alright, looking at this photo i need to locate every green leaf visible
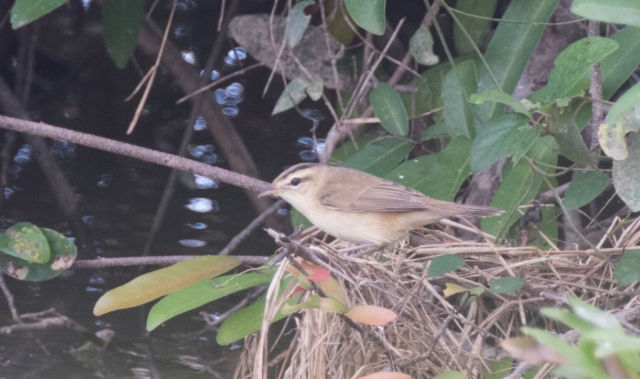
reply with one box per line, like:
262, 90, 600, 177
103, 0, 144, 69
612, 131, 640, 211
401, 75, 432, 118
433, 370, 467, 379
428, 255, 465, 277
481, 357, 514, 379
551, 113, 594, 165
453, 0, 497, 56
94, 256, 241, 316
568, 296, 623, 331
589, 330, 640, 357
607, 82, 640, 124
482, 136, 556, 238
470, 90, 532, 119
0, 222, 50, 263
573, 26, 640, 133
369, 84, 409, 136
489, 276, 524, 294
216, 277, 299, 345
386, 136, 471, 201
271, 77, 322, 116
342, 138, 414, 177
409, 25, 439, 66
10, 0, 67, 29
290, 208, 312, 229
571, 0, 640, 28
522, 327, 587, 365
530, 37, 619, 105
331, 132, 380, 163
147, 272, 274, 331
344, 0, 386, 35
442, 60, 477, 139
470, 113, 539, 172
0, 228, 77, 282
541, 308, 598, 334
285, 0, 314, 48
563, 171, 610, 211
601, 27, 640, 100
475, 0, 559, 124
615, 250, 640, 285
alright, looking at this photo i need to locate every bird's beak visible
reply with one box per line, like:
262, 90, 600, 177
258, 186, 279, 198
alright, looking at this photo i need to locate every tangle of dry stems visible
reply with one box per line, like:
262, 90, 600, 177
234, 215, 640, 379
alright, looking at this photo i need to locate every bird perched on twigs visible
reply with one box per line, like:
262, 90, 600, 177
259, 163, 503, 245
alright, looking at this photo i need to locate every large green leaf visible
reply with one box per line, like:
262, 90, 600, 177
615, 250, 640, 285
0, 222, 50, 263
216, 276, 298, 345
342, 137, 414, 177
0, 228, 77, 282
428, 255, 465, 277
441, 60, 477, 139
574, 27, 640, 130
548, 105, 594, 165
530, 37, 619, 105
401, 75, 432, 118
10, 0, 67, 29
563, 171, 610, 211
571, 0, 640, 28
94, 256, 241, 316
612, 131, 640, 211
598, 82, 640, 160
453, 0, 497, 55
344, 0, 386, 35
470, 90, 532, 119
331, 132, 380, 163
482, 136, 556, 238
103, 0, 144, 69
475, 0, 559, 124
285, 0, 314, 48
470, 113, 540, 172
369, 84, 409, 136
386, 136, 471, 201
147, 272, 274, 331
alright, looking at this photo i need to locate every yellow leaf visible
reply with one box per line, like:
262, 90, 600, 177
344, 305, 397, 325
443, 283, 468, 298
94, 256, 241, 316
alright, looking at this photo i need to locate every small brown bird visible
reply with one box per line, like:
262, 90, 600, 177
259, 163, 503, 245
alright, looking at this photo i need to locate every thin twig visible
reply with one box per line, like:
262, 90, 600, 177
0, 114, 271, 193
126, 0, 178, 134
0, 275, 20, 322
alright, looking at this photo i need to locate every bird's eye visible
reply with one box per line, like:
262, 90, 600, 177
290, 177, 301, 186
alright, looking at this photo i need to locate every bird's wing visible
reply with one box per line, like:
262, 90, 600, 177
319, 180, 429, 212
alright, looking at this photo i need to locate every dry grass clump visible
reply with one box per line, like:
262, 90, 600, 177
234, 217, 640, 379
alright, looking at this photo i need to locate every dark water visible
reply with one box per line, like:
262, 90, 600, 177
0, 1, 312, 377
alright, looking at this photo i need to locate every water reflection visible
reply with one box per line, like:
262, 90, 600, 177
194, 174, 218, 189
185, 198, 218, 213
13, 144, 32, 164
295, 137, 325, 161
179, 239, 206, 247
186, 222, 207, 229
